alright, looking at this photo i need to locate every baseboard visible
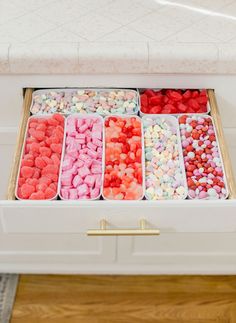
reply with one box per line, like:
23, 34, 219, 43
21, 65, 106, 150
0, 258, 236, 275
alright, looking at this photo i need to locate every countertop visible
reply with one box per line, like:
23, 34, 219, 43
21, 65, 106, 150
1, 0, 236, 74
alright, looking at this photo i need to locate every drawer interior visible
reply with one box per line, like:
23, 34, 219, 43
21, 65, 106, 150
6, 88, 236, 201
1, 88, 236, 234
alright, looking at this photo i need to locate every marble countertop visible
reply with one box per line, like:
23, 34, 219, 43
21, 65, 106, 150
1, 0, 236, 74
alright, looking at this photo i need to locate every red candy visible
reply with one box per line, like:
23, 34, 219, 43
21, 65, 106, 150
21, 166, 34, 179
16, 114, 65, 200
50, 143, 62, 154
21, 183, 35, 198
30, 191, 45, 200
103, 116, 143, 200
45, 187, 56, 199
140, 89, 208, 114
39, 147, 52, 157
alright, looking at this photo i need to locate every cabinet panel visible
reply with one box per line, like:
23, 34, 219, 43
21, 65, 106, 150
117, 233, 236, 270
0, 233, 116, 264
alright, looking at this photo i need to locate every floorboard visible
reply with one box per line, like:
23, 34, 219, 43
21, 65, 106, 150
11, 275, 236, 323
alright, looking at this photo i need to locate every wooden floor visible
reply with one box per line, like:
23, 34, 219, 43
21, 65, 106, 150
11, 275, 236, 323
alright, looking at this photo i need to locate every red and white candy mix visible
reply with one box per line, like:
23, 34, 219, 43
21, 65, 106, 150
103, 116, 143, 200
59, 115, 103, 200
179, 115, 227, 199
16, 114, 65, 200
140, 89, 208, 114
16, 86, 230, 203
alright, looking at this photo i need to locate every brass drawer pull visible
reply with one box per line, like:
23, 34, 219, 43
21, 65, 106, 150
87, 219, 160, 236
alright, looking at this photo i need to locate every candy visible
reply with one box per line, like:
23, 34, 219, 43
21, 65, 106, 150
103, 116, 143, 200
45, 187, 57, 199
140, 89, 208, 114
21, 183, 35, 199
16, 114, 65, 200
59, 115, 103, 200
29, 191, 45, 200
179, 115, 227, 199
39, 147, 52, 157
50, 143, 62, 154
31, 89, 138, 116
21, 166, 34, 179
143, 116, 187, 200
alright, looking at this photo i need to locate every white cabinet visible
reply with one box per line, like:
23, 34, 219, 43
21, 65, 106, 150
0, 74, 236, 274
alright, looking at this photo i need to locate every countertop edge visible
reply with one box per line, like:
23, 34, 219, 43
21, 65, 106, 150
0, 42, 236, 75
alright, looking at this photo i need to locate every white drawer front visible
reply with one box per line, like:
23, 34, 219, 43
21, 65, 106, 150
0, 233, 116, 264
1, 200, 236, 233
117, 233, 236, 271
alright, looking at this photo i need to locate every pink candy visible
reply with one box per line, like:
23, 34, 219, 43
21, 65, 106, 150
59, 115, 103, 200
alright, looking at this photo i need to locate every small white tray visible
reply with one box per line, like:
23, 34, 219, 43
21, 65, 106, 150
178, 114, 229, 200
30, 88, 139, 116
102, 115, 145, 201
138, 88, 211, 117
15, 114, 66, 200
58, 113, 104, 201
142, 115, 188, 200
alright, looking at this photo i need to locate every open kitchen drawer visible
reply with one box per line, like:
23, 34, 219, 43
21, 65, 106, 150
1, 89, 236, 237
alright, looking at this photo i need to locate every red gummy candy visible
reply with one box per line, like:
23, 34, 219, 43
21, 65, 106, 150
183, 90, 191, 100
198, 106, 207, 113
140, 94, 148, 107
33, 168, 40, 179
51, 153, 61, 166
144, 89, 155, 97
49, 182, 57, 191
169, 91, 182, 102
150, 106, 161, 114
21, 166, 34, 179
162, 104, 173, 114
149, 96, 162, 106
178, 103, 187, 113
37, 119, 47, 124
18, 178, 25, 187
39, 147, 52, 157
44, 173, 58, 182
45, 187, 56, 199
34, 130, 45, 141
50, 143, 62, 154
197, 96, 208, 105
42, 164, 58, 175
25, 178, 38, 186
39, 176, 52, 185
30, 142, 40, 153
36, 124, 46, 132
191, 90, 199, 98
29, 121, 38, 128
36, 183, 48, 192
54, 128, 64, 140
53, 114, 64, 124
47, 118, 59, 126
188, 99, 199, 111
21, 183, 35, 198
26, 137, 37, 144
35, 157, 47, 169
42, 156, 53, 165
21, 159, 34, 167
29, 191, 45, 200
